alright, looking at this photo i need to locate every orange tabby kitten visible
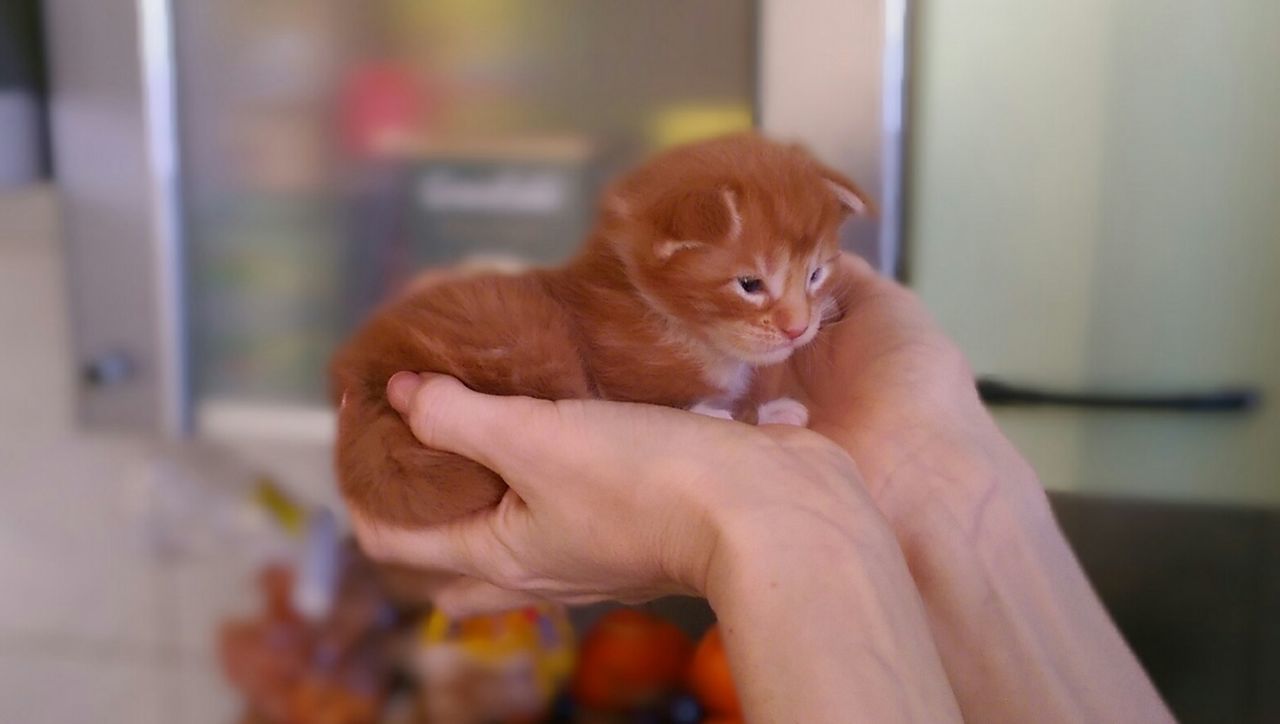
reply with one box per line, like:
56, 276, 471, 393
331, 133, 871, 529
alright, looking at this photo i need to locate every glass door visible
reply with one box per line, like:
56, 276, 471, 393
47, 0, 907, 437
173, 0, 765, 421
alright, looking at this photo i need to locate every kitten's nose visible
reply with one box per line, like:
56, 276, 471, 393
780, 324, 807, 341
774, 303, 808, 341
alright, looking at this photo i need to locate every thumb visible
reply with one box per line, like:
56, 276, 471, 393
386, 371, 553, 476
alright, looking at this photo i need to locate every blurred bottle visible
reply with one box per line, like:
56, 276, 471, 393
412, 605, 576, 723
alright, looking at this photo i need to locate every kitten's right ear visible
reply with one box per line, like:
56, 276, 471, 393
818, 166, 876, 218
787, 141, 876, 217
648, 187, 738, 261
814, 165, 875, 218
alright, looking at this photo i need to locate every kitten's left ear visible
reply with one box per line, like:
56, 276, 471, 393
819, 167, 876, 218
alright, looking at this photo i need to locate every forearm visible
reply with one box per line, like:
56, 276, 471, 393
849, 428, 1173, 724
705, 511, 961, 724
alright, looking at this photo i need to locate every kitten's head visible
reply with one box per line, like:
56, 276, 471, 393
605, 133, 872, 365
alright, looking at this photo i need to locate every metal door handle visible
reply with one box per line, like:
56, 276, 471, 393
977, 377, 1261, 413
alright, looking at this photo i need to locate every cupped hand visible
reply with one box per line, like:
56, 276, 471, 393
776, 254, 1041, 551
351, 372, 878, 616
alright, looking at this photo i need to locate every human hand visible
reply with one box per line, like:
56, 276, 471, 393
773, 254, 1044, 556
351, 372, 883, 616
780, 256, 1174, 724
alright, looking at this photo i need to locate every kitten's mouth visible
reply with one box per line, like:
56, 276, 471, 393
738, 328, 819, 365
711, 319, 822, 366
752, 346, 798, 365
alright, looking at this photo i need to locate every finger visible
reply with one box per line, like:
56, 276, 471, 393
830, 252, 885, 314
837, 250, 878, 280
350, 506, 508, 581
433, 577, 552, 619
835, 250, 922, 311
386, 371, 553, 474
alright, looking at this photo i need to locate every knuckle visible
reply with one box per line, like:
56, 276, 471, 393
464, 513, 532, 591
548, 396, 586, 420
938, 342, 975, 381
911, 338, 974, 389
504, 395, 547, 426
489, 556, 532, 591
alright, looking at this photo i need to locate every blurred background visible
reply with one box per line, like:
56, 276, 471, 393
0, 0, 1276, 722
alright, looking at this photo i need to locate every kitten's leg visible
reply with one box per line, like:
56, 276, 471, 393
689, 401, 735, 421
756, 397, 809, 427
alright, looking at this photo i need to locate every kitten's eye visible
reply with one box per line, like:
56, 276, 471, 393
808, 266, 826, 286
737, 276, 765, 294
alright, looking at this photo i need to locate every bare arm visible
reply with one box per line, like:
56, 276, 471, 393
785, 255, 1173, 723
355, 373, 961, 723
707, 506, 960, 723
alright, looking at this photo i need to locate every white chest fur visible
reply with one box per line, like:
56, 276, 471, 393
702, 358, 752, 404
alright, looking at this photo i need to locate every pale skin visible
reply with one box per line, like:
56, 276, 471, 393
353, 254, 1173, 723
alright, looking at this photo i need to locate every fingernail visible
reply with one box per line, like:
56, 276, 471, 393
386, 372, 421, 412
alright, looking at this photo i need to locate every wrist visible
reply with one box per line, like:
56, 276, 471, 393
701, 501, 899, 613
698, 493, 965, 724
871, 431, 1055, 578
815, 407, 1052, 564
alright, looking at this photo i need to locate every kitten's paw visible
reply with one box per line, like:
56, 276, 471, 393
757, 397, 809, 427
690, 401, 735, 421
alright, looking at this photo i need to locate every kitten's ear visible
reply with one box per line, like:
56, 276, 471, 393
786, 141, 876, 217
654, 239, 704, 260
648, 187, 739, 260
820, 167, 876, 218
600, 184, 632, 219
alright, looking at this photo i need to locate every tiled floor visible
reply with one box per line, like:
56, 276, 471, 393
0, 186, 331, 723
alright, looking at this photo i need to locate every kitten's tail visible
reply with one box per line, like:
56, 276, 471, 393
334, 384, 507, 529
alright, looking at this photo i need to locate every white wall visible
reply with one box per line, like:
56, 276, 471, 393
759, 0, 888, 266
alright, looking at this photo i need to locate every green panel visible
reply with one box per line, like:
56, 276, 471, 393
910, 0, 1280, 504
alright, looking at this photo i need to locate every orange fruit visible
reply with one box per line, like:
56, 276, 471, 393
571, 609, 692, 710
687, 625, 741, 716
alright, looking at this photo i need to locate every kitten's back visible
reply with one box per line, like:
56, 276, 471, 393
331, 272, 592, 528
